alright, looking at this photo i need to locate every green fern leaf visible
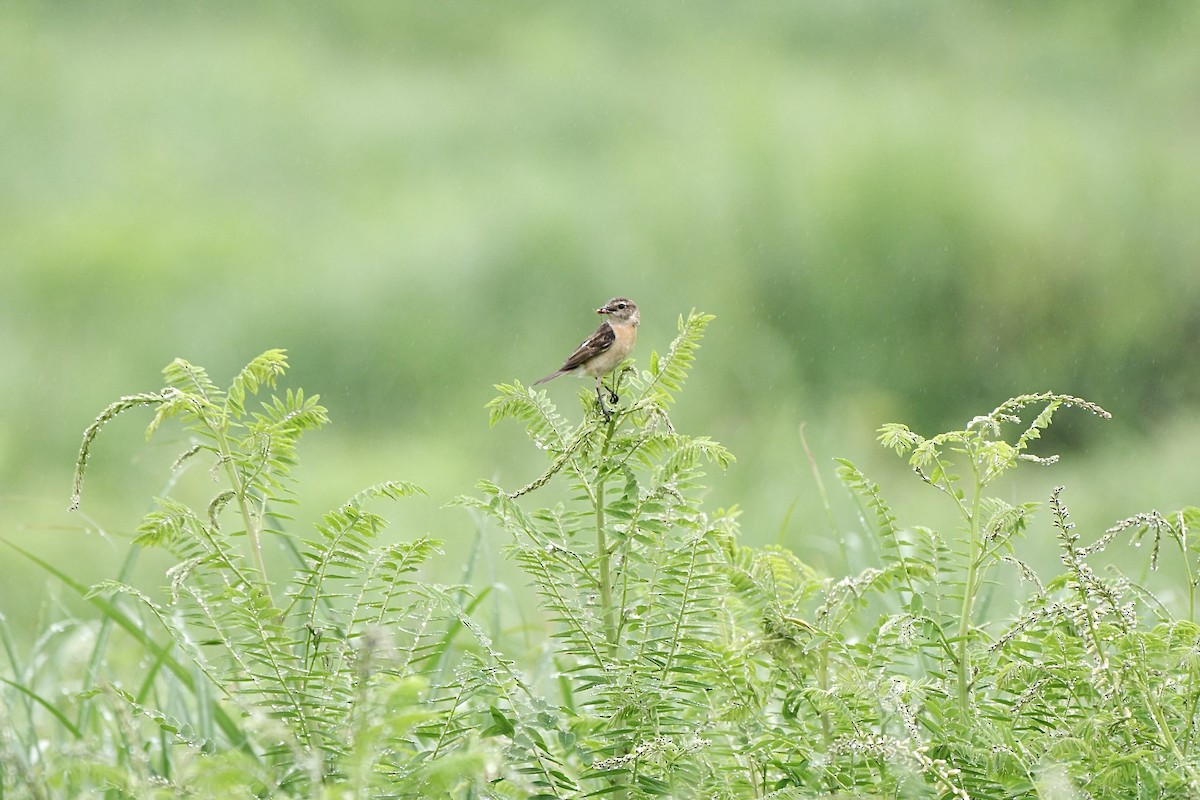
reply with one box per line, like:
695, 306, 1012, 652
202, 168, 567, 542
633, 310, 714, 411
70, 390, 183, 511
225, 348, 288, 417
162, 358, 222, 402
489, 381, 573, 448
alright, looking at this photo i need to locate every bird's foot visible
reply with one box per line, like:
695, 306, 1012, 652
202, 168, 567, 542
593, 387, 615, 422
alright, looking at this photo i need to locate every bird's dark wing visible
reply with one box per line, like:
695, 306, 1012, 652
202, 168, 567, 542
559, 321, 615, 371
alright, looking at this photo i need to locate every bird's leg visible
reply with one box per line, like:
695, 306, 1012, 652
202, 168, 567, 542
602, 370, 625, 405
594, 379, 614, 421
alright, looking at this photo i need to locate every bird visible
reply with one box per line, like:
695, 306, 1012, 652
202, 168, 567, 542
534, 297, 640, 420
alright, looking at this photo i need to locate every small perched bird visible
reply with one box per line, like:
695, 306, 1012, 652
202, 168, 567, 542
534, 297, 639, 419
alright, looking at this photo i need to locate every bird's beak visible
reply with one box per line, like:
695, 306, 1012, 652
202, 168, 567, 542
596, 306, 610, 315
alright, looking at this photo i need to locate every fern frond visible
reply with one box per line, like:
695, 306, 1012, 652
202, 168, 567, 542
991, 392, 1112, 448
813, 562, 916, 634
349, 537, 441, 630
244, 388, 329, 480
221, 389, 330, 515
977, 497, 1036, 551
348, 479, 426, 506
70, 389, 183, 511
505, 424, 595, 499
471, 485, 613, 684
876, 422, 923, 457
144, 387, 207, 441
251, 388, 329, 439
87, 580, 234, 708
837, 458, 934, 605
289, 482, 430, 625
162, 358, 222, 403
134, 497, 208, 555
639, 531, 725, 687
633, 310, 714, 411
225, 348, 288, 418
86, 684, 208, 751
837, 459, 898, 546
180, 579, 314, 743
881, 393, 1112, 499
488, 381, 573, 448
417, 586, 584, 797
511, 539, 611, 684
136, 496, 266, 594
728, 545, 824, 634
661, 434, 735, 475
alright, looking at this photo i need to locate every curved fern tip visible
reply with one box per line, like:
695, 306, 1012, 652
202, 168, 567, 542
679, 309, 716, 329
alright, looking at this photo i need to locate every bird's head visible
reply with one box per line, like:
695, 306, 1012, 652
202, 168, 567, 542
597, 297, 639, 326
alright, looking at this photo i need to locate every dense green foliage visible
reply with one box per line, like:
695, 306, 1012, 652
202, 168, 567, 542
4, 318, 1198, 798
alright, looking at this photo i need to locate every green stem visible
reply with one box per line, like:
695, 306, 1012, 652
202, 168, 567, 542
592, 413, 627, 800
956, 465, 984, 719
817, 648, 832, 749
1181, 513, 1196, 624
1139, 677, 1199, 786
214, 425, 274, 605
596, 416, 618, 660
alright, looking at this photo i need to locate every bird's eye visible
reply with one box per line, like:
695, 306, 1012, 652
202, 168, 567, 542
617, 302, 626, 309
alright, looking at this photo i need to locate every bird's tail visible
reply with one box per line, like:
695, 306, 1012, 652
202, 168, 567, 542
533, 370, 565, 385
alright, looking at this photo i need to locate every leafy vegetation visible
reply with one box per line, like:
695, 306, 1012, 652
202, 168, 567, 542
3, 316, 1199, 798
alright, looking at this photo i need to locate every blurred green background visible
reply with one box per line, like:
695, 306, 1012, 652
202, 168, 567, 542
3, 3, 1199, 639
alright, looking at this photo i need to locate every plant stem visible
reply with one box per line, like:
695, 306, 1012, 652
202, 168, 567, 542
214, 425, 274, 605
956, 464, 984, 719
817, 648, 832, 749
595, 416, 618, 661
1181, 513, 1196, 624
593, 413, 627, 799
